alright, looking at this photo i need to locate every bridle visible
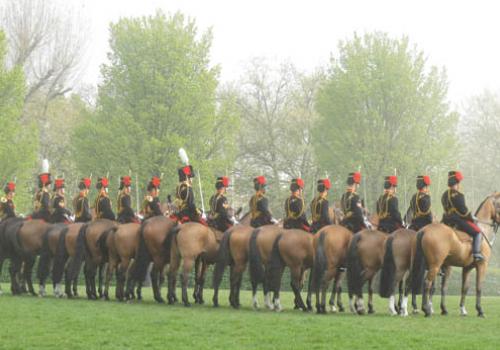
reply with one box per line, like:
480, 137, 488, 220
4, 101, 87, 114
476, 195, 500, 247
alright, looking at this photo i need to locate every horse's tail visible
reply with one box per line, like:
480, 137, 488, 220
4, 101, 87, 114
267, 234, 284, 293
411, 230, 426, 294
162, 224, 180, 263
346, 233, 364, 297
11, 221, 25, 255
212, 229, 232, 289
97, 226, 116, 264
37, 226, 54, 282
52, 227, 69, 284
379, 236, 396, 298
312, 231, 327, 292
132, 222, 152, 284
67, 224, 88, 281
248, 228, 264, 285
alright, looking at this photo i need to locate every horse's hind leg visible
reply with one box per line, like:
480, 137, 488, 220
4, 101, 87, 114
422, 267, 439, 317
167, 253, 180, 305
367, 277, 375, 314
151, 265, 165, 303
97, 262, 106, 298
103, 260, 115, 301
440, 266, 452, 315
192, 257, 201, 303
305, 270, 313, 311
332, 270, 345, 312
197, 261, 208, 304
181, 257, 195, 307
290, 267, 307, 311
9, 257, 22, 295
24, 256, 37, 296
0, 258, 4, 295
459, 266, 473, 316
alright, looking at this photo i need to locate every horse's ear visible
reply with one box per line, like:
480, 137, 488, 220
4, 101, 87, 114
235, 207, 243, 216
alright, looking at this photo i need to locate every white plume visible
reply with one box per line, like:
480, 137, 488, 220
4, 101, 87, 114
178, 148, 189, 165
42, 159, 50, 173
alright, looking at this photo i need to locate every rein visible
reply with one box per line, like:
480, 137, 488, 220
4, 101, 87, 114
475, 196, 500, 248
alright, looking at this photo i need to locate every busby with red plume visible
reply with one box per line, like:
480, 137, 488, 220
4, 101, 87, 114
4, 182, 15, 194
416, 175, 431, 190
53, 178, 65, 190
178, 165, 194, 182
216, 176, 230, 189
384, 176, 398, 189
290, 178, 304, 192
347, 172, 361, 185
317, 179, 331, 192
253, 176, 266, 191
38, 173, 52, 188
119, 176, 132, 190
78, 178, 91, 190
147, 176, 161, 191
96, 177, 109, 190
448, 171, 463, 187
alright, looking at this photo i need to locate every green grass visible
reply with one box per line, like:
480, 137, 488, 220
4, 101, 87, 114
0, 284, 499, 350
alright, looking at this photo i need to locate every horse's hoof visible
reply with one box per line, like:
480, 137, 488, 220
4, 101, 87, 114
478, 312, 485, 318
368, 306, 375, 314
183, 302, 191, 307
412, 309, 419, 315
155, 297, 165, 304
441, 310, 448, 316
337, 305, 345, 313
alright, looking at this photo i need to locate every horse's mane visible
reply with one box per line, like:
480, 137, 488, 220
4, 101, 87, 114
474, 192, 500, 216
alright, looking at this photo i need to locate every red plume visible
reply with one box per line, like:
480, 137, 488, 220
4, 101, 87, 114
122, 176, 132, 187
296, 178, 304, 189
7, 182, 15, 192
39, 173, 50, 185
182, 166, 192, 177
101, 177, 109, 188
83, 178, 91, 188
151, 176, 161, 188
455, 171, 463, 182
323, 179, 331, 190
423, 175, 431, 186
255, 176, 266, 185
55, 178, 65, 189
222, 176, 230, 187
353, 172, 361, 184
388, 175, 398, 186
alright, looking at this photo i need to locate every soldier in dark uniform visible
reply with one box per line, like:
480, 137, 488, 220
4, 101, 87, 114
0, 182, 16, 220
31, 172, 51, 221
94, 177, 115, 221
407, 175, 433, 231
376, 176, 403, 233
117, 176, 137, 223
51, 178, 72, 224
442, 171, 483, 261
174, 165, 201, 223
73, 178, 92, 223
310, 179, 332, 233
250, 176, 274, 228
340, 172, 366, 233
283, 178, 310, 232
208, 176, 233, 232
142, 176, 163, 220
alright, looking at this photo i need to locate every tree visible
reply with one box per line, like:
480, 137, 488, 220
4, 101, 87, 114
0, 31, 37, 212
71, 11, 238, 206
234, 58, 325, 213
314, 32, 458, 213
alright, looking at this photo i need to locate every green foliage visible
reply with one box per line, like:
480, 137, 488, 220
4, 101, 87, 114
0, 31, 37, 212
71, 11, 239, 205
315, 32, 458, 212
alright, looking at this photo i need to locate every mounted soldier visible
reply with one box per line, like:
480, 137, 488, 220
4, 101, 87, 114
31, 159, 51, 221
283, 178, 310, 232
0, 182, 16, 220
208, 176, 233, 232
407, 175, 433, 231
142, 176, 163, 220
442, 171, 483, 261
310, 178, 332, 233
340, 172, 367, 233
73, 177, 92, 223
94, 177, 115, 221
51, 178, 72, 223
376, 175, 403, 233
249, 176, 274, 228
117, 176, 137, 223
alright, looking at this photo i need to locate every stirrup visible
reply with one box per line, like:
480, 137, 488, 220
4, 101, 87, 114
473, 253, 484, 262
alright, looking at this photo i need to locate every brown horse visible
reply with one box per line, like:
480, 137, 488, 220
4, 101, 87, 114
167, 222, 224, 306
0, 217, 25, 294
71, 219, 117, 299
130, 216, 178, 303
52, 223, 86, 297
311, 225, 352, 314
248, 224, 282, 309
103, 222, 141, 301
411, 193, 500, 317
266, 229, 315, 311
37, 223, 67, 296
378, 228, 418, 316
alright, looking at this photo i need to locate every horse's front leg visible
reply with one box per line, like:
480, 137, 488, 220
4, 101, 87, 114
459, 266, 473, 316
440, 266, 452, 315
475, 263, 487, 317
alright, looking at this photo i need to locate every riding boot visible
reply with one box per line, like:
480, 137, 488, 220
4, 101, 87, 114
472, 234, 484, 262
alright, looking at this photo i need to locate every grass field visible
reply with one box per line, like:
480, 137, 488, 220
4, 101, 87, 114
0, 284, 499, 350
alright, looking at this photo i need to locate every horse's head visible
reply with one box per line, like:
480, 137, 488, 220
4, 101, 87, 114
489, 192, 500, 224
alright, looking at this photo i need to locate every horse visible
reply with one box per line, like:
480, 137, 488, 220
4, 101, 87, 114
130, 216, 178, 303
248, 224, 282, 309
411, 193, 500, 317
311, 224, 353, 314
267, 229, 315, 311
52, 222, 86, 297
103, 222, 141, 301
71, 219, 117, 299
37, 223, 67, 296
167, 222, 226, 307
0, 217, 24, 294
378, 228, 418, 316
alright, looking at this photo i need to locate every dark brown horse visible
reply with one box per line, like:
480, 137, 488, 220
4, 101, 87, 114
411, 193, 500, 317
104, 222, 141, 301
167, 222, 224, 306
311, 225, 352, 314
0, 217, 24, 294
130, 216, 177, 303
267, 229, 315, 311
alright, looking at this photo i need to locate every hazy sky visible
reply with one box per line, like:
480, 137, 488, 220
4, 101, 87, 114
81, 0, 500, 106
